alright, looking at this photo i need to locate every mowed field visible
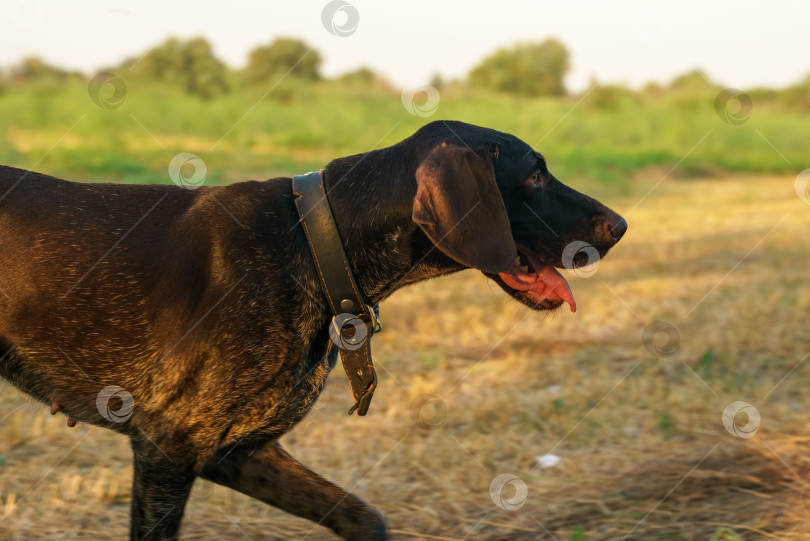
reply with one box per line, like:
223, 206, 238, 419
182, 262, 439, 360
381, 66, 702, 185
0, 169, 807, 539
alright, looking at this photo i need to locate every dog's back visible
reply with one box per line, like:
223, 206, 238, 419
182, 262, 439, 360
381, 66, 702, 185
0, 167, 305, 433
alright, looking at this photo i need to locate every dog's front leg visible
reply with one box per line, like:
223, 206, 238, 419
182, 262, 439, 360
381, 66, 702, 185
201, 441, 386, 540
129, 435, 198, 540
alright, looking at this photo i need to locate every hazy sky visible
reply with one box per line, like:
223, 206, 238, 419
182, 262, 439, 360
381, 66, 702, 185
2, 0, 808, 92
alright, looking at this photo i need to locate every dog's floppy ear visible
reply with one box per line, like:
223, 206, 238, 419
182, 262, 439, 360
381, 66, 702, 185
413, 143, 517, 273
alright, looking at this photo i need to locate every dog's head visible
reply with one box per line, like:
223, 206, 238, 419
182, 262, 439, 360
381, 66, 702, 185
412, 121, 626, 312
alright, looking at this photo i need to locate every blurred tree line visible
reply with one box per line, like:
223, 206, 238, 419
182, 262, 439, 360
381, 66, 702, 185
1, 36, 808, 110
469, 39, 569, 96
121, 37, 230, 99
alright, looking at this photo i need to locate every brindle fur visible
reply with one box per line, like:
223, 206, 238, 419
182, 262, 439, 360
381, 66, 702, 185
0, 121, 625, 539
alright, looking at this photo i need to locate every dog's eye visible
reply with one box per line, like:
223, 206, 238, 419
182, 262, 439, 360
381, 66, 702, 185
528, 171, 544, 188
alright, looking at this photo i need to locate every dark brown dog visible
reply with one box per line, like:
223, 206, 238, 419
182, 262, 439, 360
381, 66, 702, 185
0, 121, 625, 539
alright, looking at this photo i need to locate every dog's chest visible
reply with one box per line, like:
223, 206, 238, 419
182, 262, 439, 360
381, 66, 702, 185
223, 340, 338, 443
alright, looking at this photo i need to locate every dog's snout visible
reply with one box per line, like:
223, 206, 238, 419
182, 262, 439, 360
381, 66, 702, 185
608, 216, 627, 243
598, 213, 627, 246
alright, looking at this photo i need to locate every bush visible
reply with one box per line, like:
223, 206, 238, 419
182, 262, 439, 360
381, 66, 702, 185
8, 57, 80, 85
121, 37, 229, 100
587, 80, 639, 110
664, 69, 720, 109
336, 67, 376, 86
243, 38, 321, 85
778, 74, 810, 111
468, 39, 569, 97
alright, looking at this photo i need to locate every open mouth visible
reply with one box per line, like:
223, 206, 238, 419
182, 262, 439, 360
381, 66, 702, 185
498, 246, 577, 312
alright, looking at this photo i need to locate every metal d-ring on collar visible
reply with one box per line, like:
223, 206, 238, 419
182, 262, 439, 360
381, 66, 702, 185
292, 170, 381, 416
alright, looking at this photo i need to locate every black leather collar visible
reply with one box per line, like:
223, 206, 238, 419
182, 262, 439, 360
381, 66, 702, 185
292, 170, 380, 416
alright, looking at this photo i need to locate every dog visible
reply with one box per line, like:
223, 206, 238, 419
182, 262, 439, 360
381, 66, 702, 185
0, 120, 626, 539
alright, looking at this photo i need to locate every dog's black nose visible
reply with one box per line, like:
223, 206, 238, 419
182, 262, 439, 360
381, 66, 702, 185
607, 216, 627, 244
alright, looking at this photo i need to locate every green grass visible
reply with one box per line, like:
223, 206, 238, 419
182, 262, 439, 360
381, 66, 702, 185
1, 80, 807, 184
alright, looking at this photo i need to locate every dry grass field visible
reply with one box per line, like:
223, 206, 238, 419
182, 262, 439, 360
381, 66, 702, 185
0, 173, 808, 540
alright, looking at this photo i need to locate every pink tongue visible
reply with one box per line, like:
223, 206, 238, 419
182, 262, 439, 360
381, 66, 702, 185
498, 256, 577, 312
535, 265, 577, 312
